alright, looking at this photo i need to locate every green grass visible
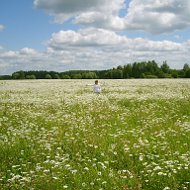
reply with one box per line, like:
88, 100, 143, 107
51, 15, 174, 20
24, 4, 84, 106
0, 79, 190, 190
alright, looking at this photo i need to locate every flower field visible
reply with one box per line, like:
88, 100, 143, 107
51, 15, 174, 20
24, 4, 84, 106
0, 79, 190, 190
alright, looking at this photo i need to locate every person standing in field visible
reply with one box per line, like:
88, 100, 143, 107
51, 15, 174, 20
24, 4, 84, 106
93, 80, 101, 94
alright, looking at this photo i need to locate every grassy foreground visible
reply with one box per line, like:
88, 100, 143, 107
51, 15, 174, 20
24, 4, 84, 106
0, 79, 190, 190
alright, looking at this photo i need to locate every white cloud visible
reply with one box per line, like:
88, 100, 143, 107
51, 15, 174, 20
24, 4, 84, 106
47, 28, 181, 52
34, 0, 124, 23
0, 48, 39, 59
34, 0, 126, 28
0, 48, 44, 74
125, 0, 190, 34
34, 0, 190, 34
0, 51, 19, 59
1, 28, 190, 75
47, 28, 127, 49
20, 48, 38, 55
0, 24, 5, 31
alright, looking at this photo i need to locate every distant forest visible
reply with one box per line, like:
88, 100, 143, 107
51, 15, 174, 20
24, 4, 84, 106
1, 61, 190, 80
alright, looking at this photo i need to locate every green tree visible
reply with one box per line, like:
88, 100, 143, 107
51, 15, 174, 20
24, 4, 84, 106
171, 70, 178, 78
71, 74, 82, 79
123, 64, 132, 78
183, 64, 190, 78
12, 72, 20, 79
117, 65, 123, 70
178, 70, 185, 78
20, 71, 25, 79
111, 69, 123, 79
183, 63, 189, 72
0, 75, 12, 80
82, 72, 97, 79
105, 70, 113, 79
157, 71, 166, 78
45, 74, 52, 79
185, 68, 190, 78
161, 61, 170, 73
146, 60, 159, 75
12, 71, 25, 79
26, 75, 36, 79
62, 74, 70, 79
53, 74, 60, 79
132, 62, 142, 78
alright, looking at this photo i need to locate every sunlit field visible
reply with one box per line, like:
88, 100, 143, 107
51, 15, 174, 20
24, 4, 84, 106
0, 79, 190, 190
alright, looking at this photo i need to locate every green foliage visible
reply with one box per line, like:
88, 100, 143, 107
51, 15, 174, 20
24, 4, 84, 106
82, 72, 97, 79
45, 74, 52, 79
1, 61, 190, 80
183, 63, 189, 72
26, 75, 36, 79
0, 75, 12, 80
0, 79, 190, 189
143, 74, 158, 78
53, 74, 60, 79
161, 61, 170, 73
71, 73, 82, 79
123, 64, 132, 78
185, 69, 190, 78
12, 71, 25, 79
61, 74, 71, 79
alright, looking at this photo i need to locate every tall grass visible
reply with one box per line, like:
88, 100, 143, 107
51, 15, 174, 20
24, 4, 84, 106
0, 79, 190, 190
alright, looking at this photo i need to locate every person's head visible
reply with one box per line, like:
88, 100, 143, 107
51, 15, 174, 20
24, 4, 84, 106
95, 80, 98, 84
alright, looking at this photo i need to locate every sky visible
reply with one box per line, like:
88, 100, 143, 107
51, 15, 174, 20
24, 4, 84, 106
0, 0, 190, 75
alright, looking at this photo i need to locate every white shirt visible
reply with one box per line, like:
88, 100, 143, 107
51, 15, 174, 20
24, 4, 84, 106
93, 84, 101, 93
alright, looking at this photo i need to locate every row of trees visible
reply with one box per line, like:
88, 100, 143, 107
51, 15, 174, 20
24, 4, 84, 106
1, 61, 190, 80
10, 70, 98, 80
104, 61, 190, 79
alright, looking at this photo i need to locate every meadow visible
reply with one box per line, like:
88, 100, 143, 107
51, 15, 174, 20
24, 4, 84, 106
0, 79, 190, 190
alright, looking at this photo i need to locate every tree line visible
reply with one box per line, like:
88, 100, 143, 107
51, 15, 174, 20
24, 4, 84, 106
1, 61, 190, 80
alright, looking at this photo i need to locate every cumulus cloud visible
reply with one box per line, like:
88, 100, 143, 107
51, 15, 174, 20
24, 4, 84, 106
34, 0, 127, 30
34, 0, 125, 21
47, 28, 181, 52
45, 28, 188, 70
34, 0, 190, 34
46, 28, 127, 49
0, 48, 44, 74
1, 28, 190, 74
125, 0, 190, 34
20, 48, 38, 55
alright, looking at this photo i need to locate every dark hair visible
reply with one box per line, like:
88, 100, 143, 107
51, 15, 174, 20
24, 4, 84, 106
95, 80, 98, 84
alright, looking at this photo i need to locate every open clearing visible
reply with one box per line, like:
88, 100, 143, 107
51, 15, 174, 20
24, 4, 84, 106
0, 79, 190, 190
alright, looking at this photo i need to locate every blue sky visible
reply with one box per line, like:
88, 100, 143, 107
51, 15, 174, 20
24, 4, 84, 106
0, 0, 190, 75
0, 0, 59, 50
